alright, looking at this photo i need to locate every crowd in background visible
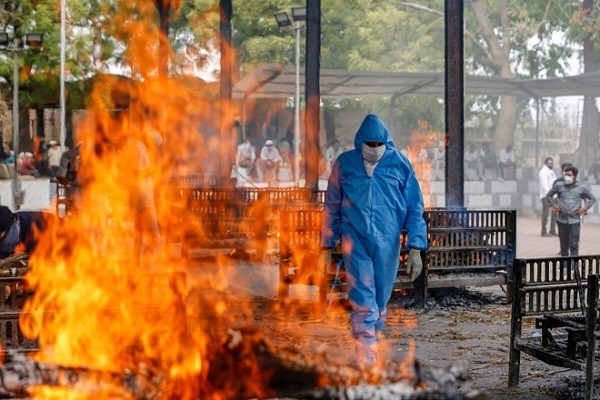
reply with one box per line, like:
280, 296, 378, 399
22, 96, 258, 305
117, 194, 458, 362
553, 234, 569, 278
0, 138, 65, 180
423, 142, 516, 182
233, 136, 351, 186
234, 134, 600, 187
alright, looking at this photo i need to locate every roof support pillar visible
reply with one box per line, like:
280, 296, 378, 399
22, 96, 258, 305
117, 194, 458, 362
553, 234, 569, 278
219, 0, 235, 184
444, 0, 464, 208
304, 0, 321, 190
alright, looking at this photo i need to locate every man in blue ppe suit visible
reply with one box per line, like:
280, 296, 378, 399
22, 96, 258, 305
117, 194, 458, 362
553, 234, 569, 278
321, 114, 427, 368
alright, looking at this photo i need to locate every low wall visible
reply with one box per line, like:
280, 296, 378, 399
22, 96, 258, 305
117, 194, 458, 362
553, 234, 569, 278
0, 178, 55, 212
5, 169, 600, 224
425, 167, 600, 224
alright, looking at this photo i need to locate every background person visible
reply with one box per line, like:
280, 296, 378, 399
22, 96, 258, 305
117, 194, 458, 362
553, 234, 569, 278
234, 137, 256, 184
546, 165, 596, 256
277, 140, 294, 182
498, 144, 515, 180
465, 144, 483, 180
550, 162, 573, 190
321, 114, 427, 369
538, 157, 557, 237
19, 152, 40, 178
0, 205, 47, 259
325, 139, 343, 177
257, 139, 282, 185
47, 140, 63, 177
432, 141, 445, 181
236, 137, 256, 170
481, 143, 497, 178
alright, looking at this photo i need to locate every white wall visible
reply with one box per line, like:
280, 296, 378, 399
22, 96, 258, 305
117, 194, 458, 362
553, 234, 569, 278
0, 178, 55, 212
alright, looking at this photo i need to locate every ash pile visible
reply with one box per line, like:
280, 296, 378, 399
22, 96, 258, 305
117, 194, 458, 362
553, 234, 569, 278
0, 329, 482, 400
390, 287, 506, 311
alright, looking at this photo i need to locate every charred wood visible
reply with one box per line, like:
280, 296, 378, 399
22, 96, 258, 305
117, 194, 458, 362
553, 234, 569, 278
0, 351, 161, 399
0, 329, 479, 400
205, 328, 479, 400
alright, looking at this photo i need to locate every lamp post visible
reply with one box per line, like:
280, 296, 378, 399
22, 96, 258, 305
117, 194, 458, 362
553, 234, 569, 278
275, 6, 306, 187
0, 32, 43, 210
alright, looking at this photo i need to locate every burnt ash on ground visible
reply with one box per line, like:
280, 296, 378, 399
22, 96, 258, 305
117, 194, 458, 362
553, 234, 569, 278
389, 286, 507, 312
553, 375, 600, 400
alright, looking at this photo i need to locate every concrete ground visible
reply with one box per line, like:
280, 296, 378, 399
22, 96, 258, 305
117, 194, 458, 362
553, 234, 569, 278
185, 215, 600, 399
516, 215, 600, 258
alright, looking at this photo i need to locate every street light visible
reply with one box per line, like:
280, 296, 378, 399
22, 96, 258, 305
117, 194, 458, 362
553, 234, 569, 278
275, 5, 306, 187
0, 32, 44, 210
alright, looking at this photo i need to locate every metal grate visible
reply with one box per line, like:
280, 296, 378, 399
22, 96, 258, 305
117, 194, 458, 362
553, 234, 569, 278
513, 256, 600, 316
0, 277, 38, 352
425, 209, 516, 273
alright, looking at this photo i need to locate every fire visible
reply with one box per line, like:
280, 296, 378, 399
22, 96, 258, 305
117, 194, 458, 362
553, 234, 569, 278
404, 119, 442, 208
20, 74, 214, 398
9, 3, 431, 398
399, 339, 418, 382
17, 3, 229, 398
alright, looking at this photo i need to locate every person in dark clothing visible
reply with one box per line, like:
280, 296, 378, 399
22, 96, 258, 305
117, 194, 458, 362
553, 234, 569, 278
546, 166, 596, 256
0, 206, 47, 259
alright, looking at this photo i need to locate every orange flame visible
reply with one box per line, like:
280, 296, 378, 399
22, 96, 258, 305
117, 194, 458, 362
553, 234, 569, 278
404, 120, 442, 208
18, 3, 235, 398
14, 4, 431, 398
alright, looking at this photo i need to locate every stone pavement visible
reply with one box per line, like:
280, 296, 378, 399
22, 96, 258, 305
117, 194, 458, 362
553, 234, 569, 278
516, 215, 600, 259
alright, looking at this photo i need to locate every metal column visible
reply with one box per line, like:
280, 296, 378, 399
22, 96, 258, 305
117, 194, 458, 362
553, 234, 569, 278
444, 0, 464, 208
219, 0, 235, 184
304, 0, 321, 191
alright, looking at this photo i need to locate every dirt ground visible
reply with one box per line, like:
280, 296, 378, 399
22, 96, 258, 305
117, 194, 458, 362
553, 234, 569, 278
185, 217, 600, 399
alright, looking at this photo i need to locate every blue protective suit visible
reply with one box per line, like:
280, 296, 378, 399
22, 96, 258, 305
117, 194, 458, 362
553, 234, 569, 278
321, 114, 427, 346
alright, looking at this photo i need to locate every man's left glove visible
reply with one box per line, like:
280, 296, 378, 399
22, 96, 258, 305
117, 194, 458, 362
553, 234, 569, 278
406, 248, 423, 281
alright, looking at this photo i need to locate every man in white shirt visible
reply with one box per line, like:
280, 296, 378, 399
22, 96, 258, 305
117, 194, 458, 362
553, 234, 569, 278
236, 137, 256, 169
498, 145, 516, 180
432, 142, 445, 181
257, 140, 283, 184
47, 140, 63, 177
539, 157, 557, 237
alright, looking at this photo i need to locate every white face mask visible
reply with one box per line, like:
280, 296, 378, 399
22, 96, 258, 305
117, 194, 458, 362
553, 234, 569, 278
361, 143, 386, 177
564, 176, 575, 185
361, 143, 386, 164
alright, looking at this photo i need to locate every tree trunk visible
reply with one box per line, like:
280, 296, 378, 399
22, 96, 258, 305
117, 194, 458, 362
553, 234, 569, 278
578, 0, 599, 171
494, 96, 517, 151
156, 0, 170, 77
219, 0, 235, 184
471, 0, 517, 152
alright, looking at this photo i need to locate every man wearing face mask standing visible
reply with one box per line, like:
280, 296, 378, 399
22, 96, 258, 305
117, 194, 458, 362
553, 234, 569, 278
321, 114, 427, 369
546, 165, 596, 256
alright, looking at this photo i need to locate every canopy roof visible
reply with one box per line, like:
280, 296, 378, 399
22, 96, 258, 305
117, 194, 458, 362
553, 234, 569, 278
233, 63, 600, 100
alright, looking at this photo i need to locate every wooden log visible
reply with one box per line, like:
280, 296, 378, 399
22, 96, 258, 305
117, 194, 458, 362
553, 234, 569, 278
0, 329, 477, 400
205, 328, 477, 400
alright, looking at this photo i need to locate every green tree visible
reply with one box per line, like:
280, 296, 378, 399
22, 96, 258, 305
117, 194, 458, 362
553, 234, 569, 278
567, 0, 600, 169
227, 0, 589, 154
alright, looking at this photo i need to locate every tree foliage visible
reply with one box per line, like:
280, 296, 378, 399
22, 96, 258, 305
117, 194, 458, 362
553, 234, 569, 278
0, 0, 593, 149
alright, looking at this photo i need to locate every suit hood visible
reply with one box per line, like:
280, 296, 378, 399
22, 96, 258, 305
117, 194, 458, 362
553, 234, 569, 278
354, 114, 395, 151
